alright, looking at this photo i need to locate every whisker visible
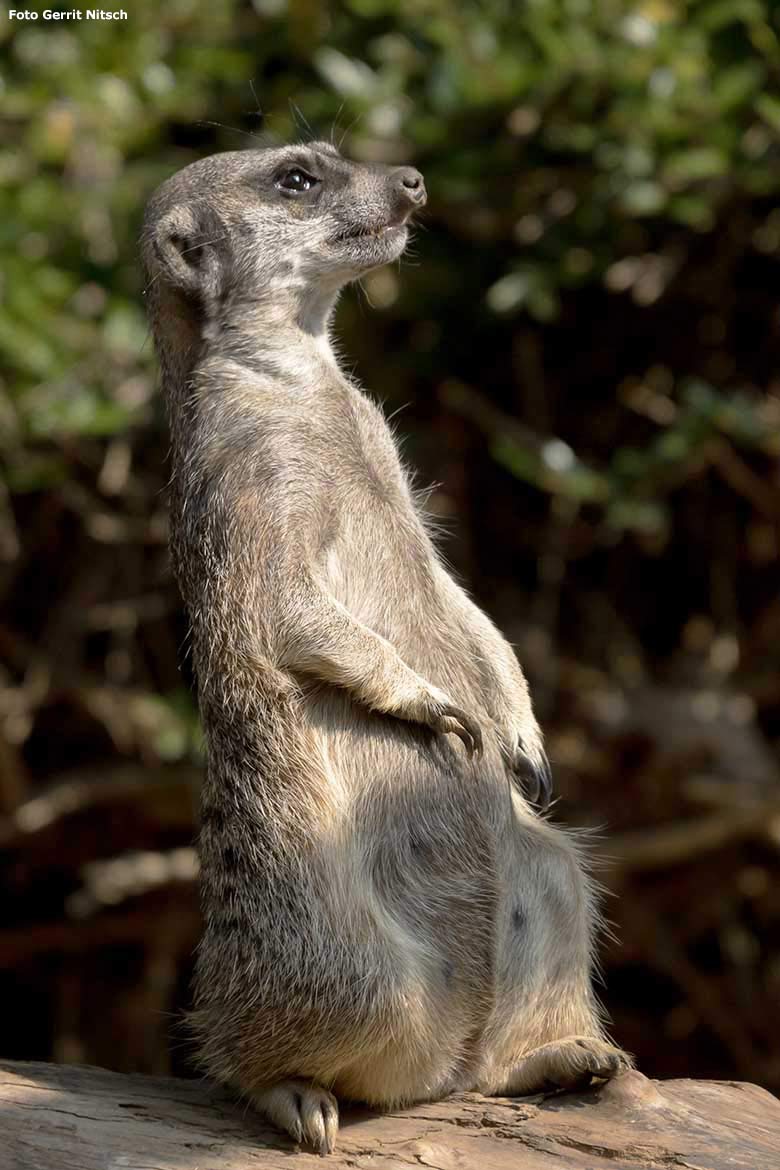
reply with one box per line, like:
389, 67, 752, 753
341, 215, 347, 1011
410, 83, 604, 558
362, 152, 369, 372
337, 111, 363, 152
197, 120, 264, 143
330, 102, 346, 148
289, 99, 315, 141
249, 79, 264, 122
354, 278, 371, 314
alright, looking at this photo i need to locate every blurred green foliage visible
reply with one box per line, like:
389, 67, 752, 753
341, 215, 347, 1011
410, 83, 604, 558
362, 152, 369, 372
1, 0, 780, 1093
1, 0, 779, 514
1, 0, 778, 745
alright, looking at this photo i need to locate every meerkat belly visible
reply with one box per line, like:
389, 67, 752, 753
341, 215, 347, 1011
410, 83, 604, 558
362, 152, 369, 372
318, 711, 501, 1100
303, 682, 505, 1071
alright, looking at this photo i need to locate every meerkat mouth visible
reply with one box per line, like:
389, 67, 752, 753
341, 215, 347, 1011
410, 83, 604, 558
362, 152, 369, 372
333, 222, 407, 243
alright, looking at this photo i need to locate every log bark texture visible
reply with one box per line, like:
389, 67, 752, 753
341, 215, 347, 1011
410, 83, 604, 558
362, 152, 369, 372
1, 1059, 778, 1170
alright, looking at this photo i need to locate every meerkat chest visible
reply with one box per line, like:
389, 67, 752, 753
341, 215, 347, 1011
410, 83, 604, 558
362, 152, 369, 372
341, 391, 407, 489
321, 406, 438, 625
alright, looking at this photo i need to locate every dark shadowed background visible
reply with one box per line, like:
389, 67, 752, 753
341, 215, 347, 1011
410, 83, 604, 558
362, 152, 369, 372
1, 0, 779, 1094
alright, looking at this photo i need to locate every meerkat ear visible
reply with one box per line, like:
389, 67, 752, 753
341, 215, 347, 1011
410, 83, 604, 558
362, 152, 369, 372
152, 204, 225, 304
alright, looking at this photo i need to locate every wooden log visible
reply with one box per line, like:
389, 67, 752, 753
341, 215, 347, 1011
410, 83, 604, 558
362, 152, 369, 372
1, 1059, 778, 1170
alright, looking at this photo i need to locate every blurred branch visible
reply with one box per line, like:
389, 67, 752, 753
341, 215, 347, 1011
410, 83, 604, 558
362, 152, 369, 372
0, 892, 199, 969
606, 800, 780, 874
710, 439, 779, 517
0, 763, 199, 846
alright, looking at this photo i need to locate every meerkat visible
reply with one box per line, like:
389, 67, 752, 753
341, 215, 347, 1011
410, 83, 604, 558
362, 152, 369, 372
141, 141, 631, 1155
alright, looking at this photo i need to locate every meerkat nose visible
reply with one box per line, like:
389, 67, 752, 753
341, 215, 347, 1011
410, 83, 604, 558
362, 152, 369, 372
392, 167, 427, 208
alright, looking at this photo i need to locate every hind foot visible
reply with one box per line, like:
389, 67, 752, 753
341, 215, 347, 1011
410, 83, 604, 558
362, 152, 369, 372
496, 1036, 633, 1096
252, 1079, 339, 1154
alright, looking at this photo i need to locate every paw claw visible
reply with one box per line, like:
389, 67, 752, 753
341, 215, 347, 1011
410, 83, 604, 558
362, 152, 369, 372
504, 738, 553, 809
432, 702, 481, 758
499, 1037, 633, 1096
255, 1079, 339, 1155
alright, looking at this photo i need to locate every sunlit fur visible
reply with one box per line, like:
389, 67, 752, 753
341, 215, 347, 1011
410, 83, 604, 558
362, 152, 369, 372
141, 142, 631, 1155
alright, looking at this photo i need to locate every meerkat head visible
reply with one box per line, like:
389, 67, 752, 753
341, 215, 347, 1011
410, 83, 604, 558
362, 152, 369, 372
141, 142, 426, 333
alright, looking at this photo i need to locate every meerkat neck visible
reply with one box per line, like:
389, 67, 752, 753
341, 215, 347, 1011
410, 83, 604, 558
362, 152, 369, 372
154, 282, 348, 461
207, 276, 340, 342
203, 287, 346, 386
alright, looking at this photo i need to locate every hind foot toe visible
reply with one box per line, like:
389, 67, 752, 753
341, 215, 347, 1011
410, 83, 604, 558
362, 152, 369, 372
497, 1036, 633, 1096
253, 1079, 339, 1154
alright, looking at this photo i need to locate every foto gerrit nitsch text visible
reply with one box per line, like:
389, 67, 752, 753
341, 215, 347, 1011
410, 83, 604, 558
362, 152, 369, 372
9, 9, 128, 20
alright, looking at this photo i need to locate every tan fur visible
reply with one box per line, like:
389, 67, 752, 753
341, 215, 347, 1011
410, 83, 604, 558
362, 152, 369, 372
140, 142, 631, 1154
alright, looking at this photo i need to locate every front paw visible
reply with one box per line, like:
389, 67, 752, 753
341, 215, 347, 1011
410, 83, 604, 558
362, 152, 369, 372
433, 702, 483, 758
417, 688, 483, 758
499, 731, 552, 809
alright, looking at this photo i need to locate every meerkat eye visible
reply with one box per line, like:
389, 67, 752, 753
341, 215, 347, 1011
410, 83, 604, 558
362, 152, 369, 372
276, 169, 319, 194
